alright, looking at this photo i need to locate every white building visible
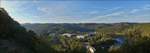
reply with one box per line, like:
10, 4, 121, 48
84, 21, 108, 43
62, 33, 76, 37
76, 35, 85, 39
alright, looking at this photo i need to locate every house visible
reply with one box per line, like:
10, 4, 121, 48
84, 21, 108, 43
62, 33, 76, 37
76, 35, 85, 39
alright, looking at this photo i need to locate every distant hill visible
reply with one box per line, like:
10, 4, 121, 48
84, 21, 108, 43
22, 23, 95, 35
22, 23, 137, 35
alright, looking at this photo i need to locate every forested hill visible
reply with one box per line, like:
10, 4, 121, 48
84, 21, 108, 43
22, 23, 96, 35
22, 23, 137, 35
0, 8, 37, 53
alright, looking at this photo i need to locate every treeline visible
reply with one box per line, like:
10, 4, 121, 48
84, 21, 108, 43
22, 23, 135, 35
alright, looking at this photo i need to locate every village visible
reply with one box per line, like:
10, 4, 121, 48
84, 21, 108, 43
47, 31, 125, 53
61, 32, 97, 39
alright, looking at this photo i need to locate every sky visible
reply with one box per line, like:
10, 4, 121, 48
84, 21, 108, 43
1, 0, 150, 23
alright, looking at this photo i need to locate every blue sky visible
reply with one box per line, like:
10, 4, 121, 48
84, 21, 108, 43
1, 0, 150, 23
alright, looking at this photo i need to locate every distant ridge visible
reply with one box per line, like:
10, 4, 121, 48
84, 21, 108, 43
22, 22, 138, 35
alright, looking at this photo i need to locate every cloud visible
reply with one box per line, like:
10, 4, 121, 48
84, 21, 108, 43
89, 11, 99, 14
105, 11, 124, 16
37, 1, 73, 16
33, 1, 84, 23
143, 4, 150, 9
84, 11, 125, 23
130, 4, 150, 13
12, 17, 31, 23
32, 0, 39, 3
53, 16, 82, 23
2, 1, 150, 23
96, 11, 124, 18
130, 9, 139, 13
1, 1, 37, 23
37, 7, 49, 13
32, 15, 83, 23
84, 7, 126, 23
107, 7, 121, 11
87, 7, 123, 19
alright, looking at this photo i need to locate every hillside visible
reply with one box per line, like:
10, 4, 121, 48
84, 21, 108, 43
22, 23, 136, 35
0, 8, 36, 53
22, 23, 96, 35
